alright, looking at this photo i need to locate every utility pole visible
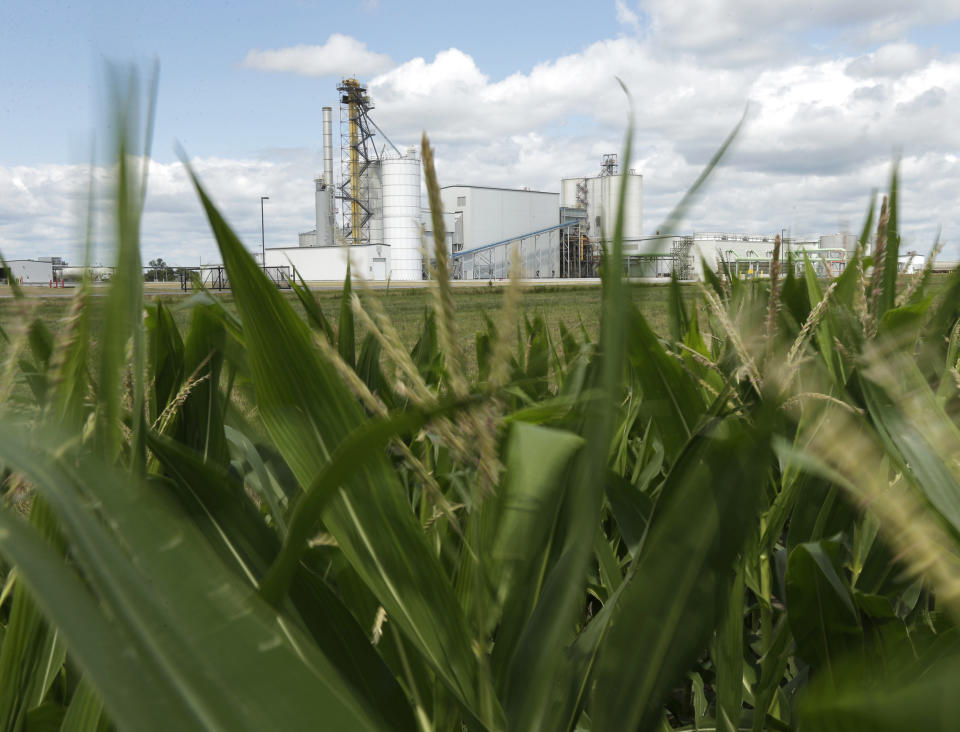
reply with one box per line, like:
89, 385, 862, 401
261, 196, 270, 268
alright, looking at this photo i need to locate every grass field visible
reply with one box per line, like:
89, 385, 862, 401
0, 282, 685, 372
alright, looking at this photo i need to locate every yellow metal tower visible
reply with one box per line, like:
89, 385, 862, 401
337, 78, 376, 247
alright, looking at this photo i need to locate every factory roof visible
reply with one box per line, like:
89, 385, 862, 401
441, 184, 558, 195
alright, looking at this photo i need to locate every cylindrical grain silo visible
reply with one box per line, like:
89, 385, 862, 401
560, 178, 582, 208
363, 161, 383, 245
382, 148, 422, 280
585, 173, 643, 251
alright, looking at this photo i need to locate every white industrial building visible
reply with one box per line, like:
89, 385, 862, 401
439, 185, 566, 281
440, 185, 558, 252
265, 243, 390, 282
668, 232, 854, 280
2, 259, 53, 285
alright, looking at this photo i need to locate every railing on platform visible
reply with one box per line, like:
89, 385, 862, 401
179, 266, 292, 291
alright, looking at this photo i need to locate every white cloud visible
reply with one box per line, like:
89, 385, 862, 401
0, 154, 324, 267
637, 0, 960, 62
241, 34, 393, 78
615, 0, 643, 34
846, 42, 933, 78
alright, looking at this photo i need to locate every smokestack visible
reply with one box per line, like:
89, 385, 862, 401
322, 107, 334, 191
322, 106, 335, 245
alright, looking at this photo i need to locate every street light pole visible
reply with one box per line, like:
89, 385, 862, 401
260, 196, 270, 268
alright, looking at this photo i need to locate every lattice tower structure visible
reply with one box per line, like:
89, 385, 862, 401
599, 153, 618, 177
337, 78, 379, 246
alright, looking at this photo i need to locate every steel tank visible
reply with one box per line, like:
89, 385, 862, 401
381, 148, 422, 280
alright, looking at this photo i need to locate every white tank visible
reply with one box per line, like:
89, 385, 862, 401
591, 174, 643, 250
560, 178, 581, 208
560, 173, 643, 251
382, 149, 422, 281
360, 161, 383, 246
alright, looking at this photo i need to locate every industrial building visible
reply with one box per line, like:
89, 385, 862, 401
264, 79, 644, 282
264, 77, 855, 284
681, 232, 852, 280
266, 79, 424, 282
1, 259, 53, 285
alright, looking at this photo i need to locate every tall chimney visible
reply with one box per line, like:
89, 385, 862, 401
322, 106, 335, 245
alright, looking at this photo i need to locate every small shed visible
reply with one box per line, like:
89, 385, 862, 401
2, 260, 54, 285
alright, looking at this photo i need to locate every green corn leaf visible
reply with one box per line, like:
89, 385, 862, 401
96, 71, 147, 467
259, 394, 480, 607
625, 302, 704, 462
803, 255, 844, 387
500, 116, 633, 729
486, 423, 584, 634
750, 617, 793, 732
858, 357, 960, 536
146, 300, 184, 423
785, 539, 862, 670
918, 264, 960, 382
337, 264, 355, 368
796, 643, 960, 731
48, 287, 94, 433
146, 429, 416, 732
17, 318, 56, 407
290, 272, 335, 343
499, 113, 634, 732
559, 320, 580, 366
182, 161, 495, 725
703, 258, 725, 299
878, 298, 931, 338
605, 470, 655, 558
0, 494, 204, 731
223, 424, 289, 534
715, 559, 745, 732
858, 191, 877, 254
60, 677, 105, 732
880, 161, 901, 317
591, 415, 769, 732
594, 530, 623, 598
178, 303, 229, 463
667, 271, 690, 343
779, 256, 811, 330
356, 332, 395, 408
0, 500, 66, 732
0, 425, 380, 731
411, 307, 442, 385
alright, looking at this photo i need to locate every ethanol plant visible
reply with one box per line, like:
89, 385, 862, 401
267, 79, 854, 283
265, 78, 423, 282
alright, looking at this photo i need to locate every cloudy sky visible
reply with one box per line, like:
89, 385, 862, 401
2, 0, 959, 265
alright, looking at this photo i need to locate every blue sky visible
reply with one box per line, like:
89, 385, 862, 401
2, 0, 624, 165
2, 0, 959, 264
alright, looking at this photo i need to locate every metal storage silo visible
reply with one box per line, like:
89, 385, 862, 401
593, 173, 643, 249
382, 147, 422, 280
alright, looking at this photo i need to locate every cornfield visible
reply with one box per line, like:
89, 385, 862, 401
2, 74, 960, 732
